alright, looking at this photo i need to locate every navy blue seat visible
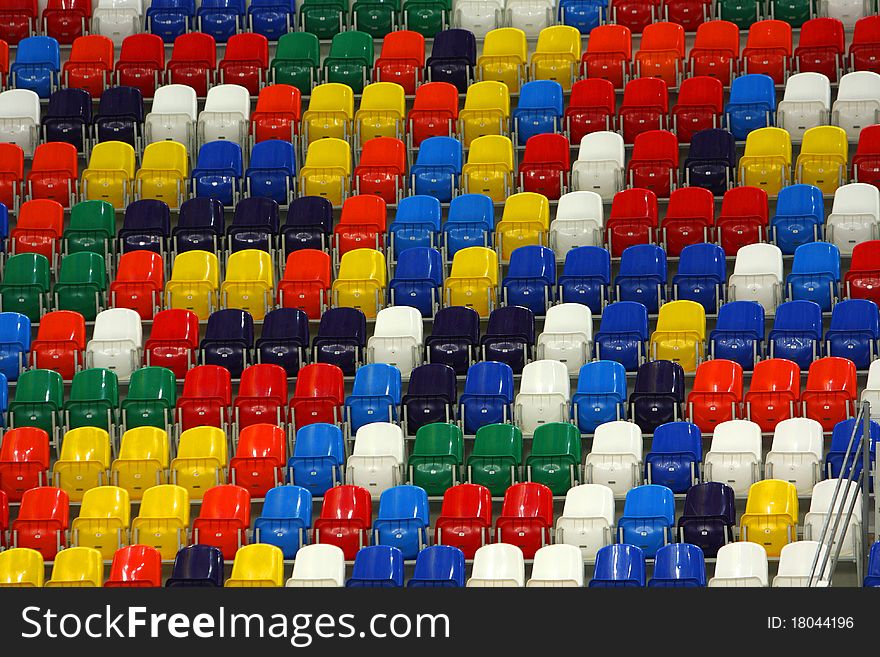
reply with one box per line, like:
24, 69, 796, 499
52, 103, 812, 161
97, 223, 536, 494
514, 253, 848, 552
768, 300, 822, 368
512, 80, 564, 145
256, 307, 310, 376
425, 305, 481, 375
192, 140, 244, 207
0, 204, 8, 254
44, 88, 92, 152
617, 484, 676, 558
594, 301, 649, 371
94, 86, 144, 148
410, 136, 462, 203
389, 246, 444, 317
645, 421, 702, 493
248, 0, 296, 40
559, 0, 606, 33
165, 544, 224, 587
197, 0, 245, 41
245, 140, 296, 205
786, 241, 840, 311
771, 184, 824, 254
283, 195, 333, 255
288, 423, 346, 496
502, 245, 557, 316
480, 306, 535, 373
571, 360, 627, 432
407, 545, 466, 587
373, 485, 430, 560
615, 243, 667, 313
344, 363, 402, 433
401, 363, 457, 435
425, 29, 476, 93
684, 128, 737, 196
200, 308, 254, 377
11, 36, 60, 99
677, 481, 736, 558
118, 199, 171, 254
0, 312, 31, 382
172, 197, 225, 254
388, 195, 442, 259
557, 245, 611, 314
672, 242, 726, 313
147, 0, 195, 42
708, 300, 765, 370
253, 485, 312, 559
346, 545, 405, 587
648, 543, 707, 587
227, 196, 280, 254
825, 417, 880, 484
865, 541, 880, 587
825, 299, 880, 370
313, 307, 367, 375
459, 361, 515, 434
589, 544, 646, 587
724, 73, 775, 140
630, 360, 685, 433
443, 193, 494, 258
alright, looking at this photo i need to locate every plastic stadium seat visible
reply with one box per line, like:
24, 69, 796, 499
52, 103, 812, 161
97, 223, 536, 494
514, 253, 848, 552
44, 546, 102, 587
323, 31, 373, 95
535, 303, 592, 375
353, 136, 407, 203
708, 542, 769, 586
278, 250, 331, 320
217, 33, 268, 96
63, 35, 113, 99
165, 32, 216, 98
846, 240, 880, 306
512, 80, 564, 147
551, 484, 613, 562
505, 0, 555, 37
850, 15, 880, 75
772, 541, 832, 587
288, 363, 345, 428
30, 310, 87, 380
677, 481, 736, 556
741, 20, 792, 84
70, 485, 129, 558
374, 30, 424, 94
92, 0, 142, 45
827, 183, 880, 255
82, 140, 136, 209
284, 543, 344, 587
614, 243, 666, 315
713, 186, 768, 256
462, 136, 516, 205
410, 135, 461, 203
687, 360, 743, 432
635, 22, 685, 88
371, 485, 430, 559
631, 360, 686, 433
244, 140, 296, 206
476, 28, 526, 94
565, 79, 615, 146
584, 420, 642, 495
53, 426, 111, 502
444, 246, 499, 317
580, 24, 630, 90
64, 199, 115, 261
831, 71, 880, 143
740, 479, 799, 557
191, 484, 250, 560
11, 36, 60, 99
442, 193, 494, 258
175, 365, 232, 432
725, 75, 777, 142
424, 305, 481, 375
825, 417, 879, 483
407, 545, 466, 588
824, 0, 869, 28
165, 544, 224, 587
313, 485, 372, 559
312, 307, 367, 375
355, 82, 406, 146
458, 80, 510, 147
523, 422, 579, 494
8, 368, 64, 445
10, 487, 68, 559
26, 142, 78, 209
763, 417, 823, 496
146, 0, 194, 41
617, 484, 675, 557
104, 544, 162, 588
784, 243, 839, 312
388, 194, 441, 258
514, 360, 570, 434
199, 309, 253, 377
425, 29, 475, 93
480, 305, 535, 373
332, 248, 387, 319
646, 543, 706, 588
226, 196, 280, 254
0, 427, 50, 502
255, 307, 310, 377
459, 362, 515, 434
0, 312, 31, 383
298, 0, 347, 40
500, 245, 555, 316
134, 141, 187, 209
795, 126, 848, 195
344, 545, 404, 588
400, 364, 457, 436
530, 25, 580, 91
801, 356, 858, 431
288, 423, 345, 496
129, 484, 189, 560
165, 250, 220, 320
0, 1, 37, 47
233, 366, 288, 433
84, 308, 141, 381
406, 422, 462, 493
111, 425, 170, 499
0, 144, 24, 210
703, 419, 762, 496
550, 192, 604, 257
367, 306, 424, 376
619, 77, 668, 144
44, 88, 92, 154
491, 482, 552, 559
670, 78, 724, 146
667, 211, 722, 291
11, 199, 64, 267
571, 360, 626, 433
728, 242, 784, 313
592, 302, 646, 372
742, 358, 800, 433
767, 300, 822, 367
299, 137, 351, 206
0, 90, 40, 158
795, 18, 844, 83
144, 84, 197, 151
142, 309, 199, 379
610, 0, 660, 33
253, 484, 311, 559
467, 543, 525, 587
627, 130, 679, 199
407, 81, 458, 148
589, 544, 645, 587
434, 483, 492, 558
825, 299, 878, 369
170, 426, 228, 499
649, 300, 705, 373
606, 189, 660, 258
688, 21, 739, 87
220, 249, 274, 321
344, 363, 401, 433
197, 85, 250, 148
114, 34, 164, 99
251, 85, 301, 145
770, 183, 824, 255
776, 73, 832, 144
225, 544, 284, 588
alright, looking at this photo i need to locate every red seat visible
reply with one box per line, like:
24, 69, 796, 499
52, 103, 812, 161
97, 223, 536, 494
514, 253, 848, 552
611, 0, 661, 33
635, 21, 685, 88
219, 32, 269, 96
565, 78, 616, 144
518, 133, 570, 200
373, 30, 425, 95
353, 137, 406, 204
0, 0, 37, 45
626, 129, 678, 199
26, 142, 78, 208
63, 34, 113, 98
741, 19, 792, 84
688, 20, 740, 87
288, 362, 345, 428
104, 545, 162, 587
494, 482, 553, 559
434, 483, 492, 559
11, 486, 69, 559
0, 38, 8, 88
744, 358, 800, 433
0, 143, 24, 211
10, 199, 65, 267
795, 18, 844, 82
580, 24, 631, 90
42, 0, 91, 45
251, 84, 302, 143
801, 357, 857, 432
664, 0, 712, 31
662, 186, 715, 256
30, 310, 86, 380
192, 484, 251, 560
165, 32, 216, 98
110, 251, 165, 320
849, 15, 880, 75
233, 364, 289, 432
845, 241, 880, 304
687, 359, 743, 431
313, 484, 372, 559
605, 187, 659, 257
407, 81, 459, 147
334, 194, 388, 256
176, 364, 232, 432
715, 186, 769, 255
115, 33, 165, 99
0, 489, 7, 548
229, 423, 287, 497
0, 427, 51, 503
144, 309, 200, 378
852, 124, 880, 189
671, 76, 723, 144
278, 248, 331, 319
618, 77, 668, 144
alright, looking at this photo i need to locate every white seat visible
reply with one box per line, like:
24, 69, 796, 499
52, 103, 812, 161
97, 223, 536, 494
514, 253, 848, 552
92, 0, 143, 45
703, 420, 763, 496
366, 306, 424, 377
571, 131, 625, 200
198, 84, 251, 147
535, 303, 593, 374
514, 359, 571, 433
285, 544, 345, 587
554, 483, 615, 561
85, 308, 143, 381
827, 183, 880, 255
861, 359, 880, 420
707, 542, 769, 587
0, 89, 41, 157
764, 417, 824, 496
804, 479, 863, 561
832, 71, 880, 142
549, 191, 605, 256
145, 84, 198, 152
727, 243, 784, 314
346, 422, 405, 498
820, 0, 869, 28
466, 543, 525, 587
584, 420, 643, 496
505, 0, 553, 37
454, 0, 504, 37
776, 72, 831, 141
772, 541, 832, 587
526, 543, 585, 587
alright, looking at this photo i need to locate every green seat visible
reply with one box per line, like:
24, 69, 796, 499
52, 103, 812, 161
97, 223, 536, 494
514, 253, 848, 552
0, 253, 51, 321
64, 200, 116, 259
408, 422, 464, 495
300, 0, 348, 40
526, 422, 581, 495
63, 367, 120, 433
53, 252, 107, 321
271, 32, 321, 95
403, 0, 450, 37
352, 0, 399, 38
718, 0, 764, 27
323, 31, 374, 94
769, 0, 810, 26
9, 368, 64, 445
121, 366, 177, 431
467, 423, 522, 496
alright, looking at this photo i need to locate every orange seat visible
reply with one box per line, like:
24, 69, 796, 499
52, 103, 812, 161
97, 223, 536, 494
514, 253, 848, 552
251, 84, 302, 143
688, 20, 740, 87
353, 137, 407, 204
110, 251, 165, 320
278, 249, 332, 320
373, 30, 425, 95
801, 357, 858, 432
635, 22, 685, 88
407, 81, 459, 147
10, 199, 65, 267
219, 32, 269, 96
0, 143, 23, 211
333, 195, 387, 256
687, 359, 744, 431
29, 310, 87, 380
580, 24, 631, 90
26, 142, 78, 208
744, 358, 801, 433
63, 35, 114, 98
229, 423, 287, 496
742, 19, 792, 84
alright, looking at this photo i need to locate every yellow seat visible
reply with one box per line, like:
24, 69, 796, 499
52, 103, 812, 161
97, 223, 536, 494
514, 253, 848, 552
111, 426, 170, 500
531, 26, 582, 91
739, 127, 792, 197
71, 486, 131, 559
331, 248, 387, 319
165, 250, 220, 320
53, 427, 112, 502
462, 134, 514, 202
221, 249, 275, 320
136, 141, 189, 208
796, 125, 848, 195
649, 300, 706, 373
0, 548, 45, 587
355, 82, 406, 146
131, 484, 190, 560
45, 546, 103, 587
299, 137, 352, 206
477, 27, 527, 93
740, 479, 799, 557
495, 191, 550, 260
444, 246, 499, 317
82, 141, 136, 209
302, 82, 355, 144
170, 426, 228, 499
458, 81, 511, 147
225, 543, 285, 587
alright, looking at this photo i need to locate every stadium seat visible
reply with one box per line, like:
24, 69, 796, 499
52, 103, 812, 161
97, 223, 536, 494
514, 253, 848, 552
165, 544, 224, 587
467, 543, 525, 587
225, 544, 284, 587
619, 77, 668, 144
792, 18, 843, 83
459, 81, 510, 147
785, 242, 839, 312
44, 89, 92, 154
804, 478, 863, 562
114, 34, 165, 99
372, 485, 430, 559
26, 142, 78, 209
580, 24, 630, 90
709, 422, 766, 496
635, 21, 685, 88
218, 33, 269, 95
30, 310, 86, 380
493, 482, 553, 559
728, 243, 784, 313
512, 80, 564, 147
0, 144, 24, 210
777, 73, 832, 143
398, 363, 455, 436
170, 425, 228, 499
0, 1, 37, 47
425, 29, 475, 93
687, 359, 743, 432
345, 545, 404, 588
850, 15, 880, 75
346, 422, 405, 498
11, 36, 60, 99
825, 416, 879, 484
63, 35, 113, 99
230, 418, 286, 492
0, 427, 50, 502
53, 426, 111, 502
191, 140, 242, 206
773, 541, 831, 587
617, 484, 675, 557
252, 485, 311, 559
571, 360, 626, 432
11, 199, 64, 267
409, 135, 461, 203
298, 0, 347, 39
374, 30, 424, 94
353, 136, 407, 203
467, 422, 522, 494
671, 77, 724, 145
422, 306, 479, 375
565, 79, 616, 147
199, 309, 253, 377
104, 544, 162, 588
135, 141, 188, 209
572, 131, 625, 200
708, 542, 769, 587
765, 417, 824, 495
677, 481, 736, 557
45, 546, 102, 587
584, 420, 642, 495
323, 30, 373, 94
649, 300, 705, 373
476, 27, 527, 94
434, 483, 492, 558
513, 360, 570, 434
288, 423, 345, 496
825, 299, 879, 369
8, 369, 63, 447
740, 479, 799, 556
192, 484, 250, 560
71, 485, 129, 559
670, 242, 726, 312
407, 422, 463, 494
165, 32, 216, 98
725, 75, 777, 142
826, 183, 880, 256
553, 483, 614, 561
610, 0, 660, 33
688, 20, 739, 86
406, 81, 458, 148
165, 250, 220, 320
82, 140, 136, 209
523, 421, 579, 494
613, 243, 665, 314
313, 484, 372, 559
299, 137, 351, 206
795, 126, 848, 195
233, 363, 288, 431
408, 545, 466, 588
344, 362, 401, 434
145, 84, 197, 151
627, 130, 679, 199
744, 358, 801, 431
312, 307, 366, 376
801, 356, 858, 431
0, 90, 40, 157
11, 486, 69, 559
111, 426, 170, 499
528, 26, 580, 91
767, 300, 822, 368
285, 543, 345, 587
176, 363, 232, 431
832, 71, 880, 143
741, 20, 792, 84
62, 367, 119, 435
142, 309, 198, 379
589, 544, 645, 587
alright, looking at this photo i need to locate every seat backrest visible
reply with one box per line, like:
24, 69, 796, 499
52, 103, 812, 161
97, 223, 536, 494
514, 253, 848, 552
591, 420, 642, 456
732, 243, 783, 280
782, 72, 831, 109
770, 417, 824, 458
837, 70, 880, 102
519, 359, 570, 397
712, 542, 768, 585
351, 422, 404, 464
577, 130, 624, 165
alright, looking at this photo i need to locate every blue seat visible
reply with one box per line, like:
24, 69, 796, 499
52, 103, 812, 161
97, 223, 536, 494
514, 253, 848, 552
572, 360, 627, 432
594, 301, 649, 371
512, 80, 564, 146
442, 193, 495, 257
501, 245, 557, 316
407, 545, 466, 587
346, 545, 405, 588
173, 197, 225, 254
288, 423, 346, 496
389, 247, 444, 317
768, 300, 822, 368
614, 243, 667, 314
0, 312, 31, 382
459, 360, 515, 434
200, 308, 254, 377
630, 360, 685, 433
724, 74, 775, 140
11, 36, 60, 99
192, 140, 244, 207
197, 0, 245, 42
147, 0, 195, 42
283, 195, 333, 255
165, 544, 224, 587
559, 0, 607, 33
344, 363, 402, 432
589, 544, 646, 587
708, 301, 765, 370
44, 88, 92, 153
648, 543, 707, 587
770, 184, 824, 254
825, 417, 880, 488
410, 136, 462, 203
425, 29, 477, 93
645, 421, 702, 493
825, 299, 880, 370
118, 199, 171, 254
388, 195, 442, 259
313, 307, 367, 375
254, 485, 312, 559
256, 307, 310, 376
480, 306, 535, 373
248, 0, 296, 40
401, 363, 457, 435
672, 243, 726, 313
677, 481, 736, 558
617, 484, 676, 558
227, 196, 280, 254
786, 242, 840, 311
425, 305, 481, 375
245, 140, 296, 205
557, 245, 611, 314
373, 485, 430, 559
95, 86, 144, 148
865, 541, 880, 587
684, 128, 737, 196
